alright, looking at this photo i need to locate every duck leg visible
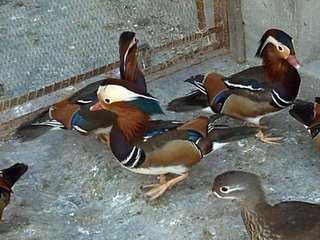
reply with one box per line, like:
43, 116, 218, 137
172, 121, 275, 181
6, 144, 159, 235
142, 174, 167, 189
255, 129, 283, 145
143, 173, 189, 200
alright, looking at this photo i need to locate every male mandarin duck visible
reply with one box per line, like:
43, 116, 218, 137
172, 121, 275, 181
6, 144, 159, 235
167, 29, 301, 144
17, 31, 145, 142
0, 163, 28, 220
289, 98, 320, 149
212, 171, 320, 239
89, 79, 259, 200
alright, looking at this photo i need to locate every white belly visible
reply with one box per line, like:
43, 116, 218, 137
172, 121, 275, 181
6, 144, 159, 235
124, 165, 189, 175
246, 109, 285, 125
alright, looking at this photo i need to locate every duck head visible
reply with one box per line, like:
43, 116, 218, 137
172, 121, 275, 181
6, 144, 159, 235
256, 29, 300, 70
90, 80, 163, 139
212, 171, 265, 206
0, 163, 28, 220
90, 79, 162, 115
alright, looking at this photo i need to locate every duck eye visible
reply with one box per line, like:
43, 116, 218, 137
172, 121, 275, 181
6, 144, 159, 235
220, 186, 229, 193
105, 98, 110, 103
278, 45, 284, 51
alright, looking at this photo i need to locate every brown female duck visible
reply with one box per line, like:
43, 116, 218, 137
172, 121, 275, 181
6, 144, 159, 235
212, 170, 320, 240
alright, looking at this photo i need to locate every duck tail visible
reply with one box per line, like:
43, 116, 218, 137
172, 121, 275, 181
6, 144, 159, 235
167, 90, 208, 112
167, 74, 209, 112
184, 74, 206, 93
15, 111, 64, 142
207, 125, 259, 143
198, 125, 258, 156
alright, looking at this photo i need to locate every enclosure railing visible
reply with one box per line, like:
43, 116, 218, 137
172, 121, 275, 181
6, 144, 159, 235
0, 0, 231, 114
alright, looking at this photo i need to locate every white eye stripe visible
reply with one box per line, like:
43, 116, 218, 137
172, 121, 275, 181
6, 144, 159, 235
97, 84, 158, 104
259, 36, 289, 55
220, 186, 245, 193
230, 186, 245, 192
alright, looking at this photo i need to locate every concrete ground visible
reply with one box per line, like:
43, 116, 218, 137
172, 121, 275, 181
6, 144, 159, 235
0, 54, 319, 240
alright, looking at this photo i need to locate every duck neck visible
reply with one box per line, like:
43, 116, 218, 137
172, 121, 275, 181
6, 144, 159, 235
240, 188, 268, 212
262, 50, 301, 103
240, 192, 272, 239
112, 103, 150, 142
263, 56, 290, 82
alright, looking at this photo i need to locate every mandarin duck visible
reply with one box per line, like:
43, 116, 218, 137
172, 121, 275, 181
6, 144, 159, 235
212, 171, 320, 240
168, 29, 301, 144
16, 31, 145, 143
289, 98, 320, 149
89, 79, 259, 200
0, 163, 28, 220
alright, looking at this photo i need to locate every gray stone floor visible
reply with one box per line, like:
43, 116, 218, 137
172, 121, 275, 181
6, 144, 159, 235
0, 55, 319, 240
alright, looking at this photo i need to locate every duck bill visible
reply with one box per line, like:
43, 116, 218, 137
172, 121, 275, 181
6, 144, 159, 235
287, 55, 301, 69
90, 102, 104, 111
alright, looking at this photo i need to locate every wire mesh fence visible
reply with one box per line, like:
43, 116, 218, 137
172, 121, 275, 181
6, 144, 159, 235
0, 0, 228, 113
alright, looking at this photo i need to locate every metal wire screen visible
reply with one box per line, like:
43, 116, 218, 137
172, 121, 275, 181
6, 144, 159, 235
0, 0, 228, 113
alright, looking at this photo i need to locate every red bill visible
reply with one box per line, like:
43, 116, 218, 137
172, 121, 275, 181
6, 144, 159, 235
287, 55, 301, 69
90, 102, 104, 111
